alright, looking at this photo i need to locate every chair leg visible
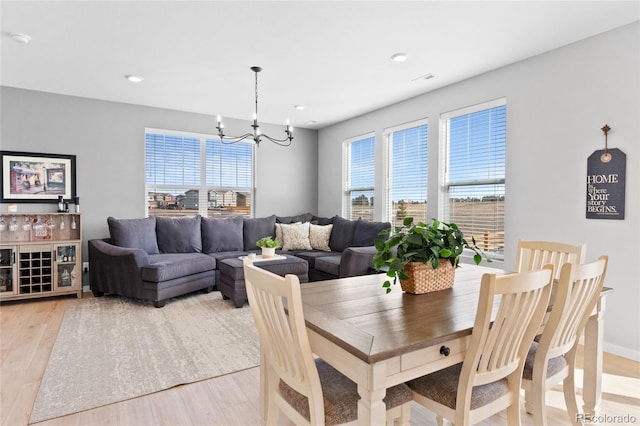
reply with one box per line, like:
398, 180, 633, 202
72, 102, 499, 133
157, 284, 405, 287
436, 414, 444, 426
531, 374, 548, 426
265, 368, 280, 426
506, 398, 523, 426
563, 349, 581, 424
506, 374, 523, 426
397, 402, 411, 426
524, 389, 533, 414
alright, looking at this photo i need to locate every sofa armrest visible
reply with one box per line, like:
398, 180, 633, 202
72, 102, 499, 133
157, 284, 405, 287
88, 238, 151, 297
339, 246, 378, 278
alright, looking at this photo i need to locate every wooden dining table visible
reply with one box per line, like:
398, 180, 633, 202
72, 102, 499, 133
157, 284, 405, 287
287, 264, 612, 425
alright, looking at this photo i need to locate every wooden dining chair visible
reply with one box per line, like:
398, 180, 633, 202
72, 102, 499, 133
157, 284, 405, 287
515, 240, 586, 279
522, 256, 608, 426
406, 267, 553, 426
242, 260, 412, 426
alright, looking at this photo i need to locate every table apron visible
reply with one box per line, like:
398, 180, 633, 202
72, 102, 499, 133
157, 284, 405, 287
307, 329, 470, 388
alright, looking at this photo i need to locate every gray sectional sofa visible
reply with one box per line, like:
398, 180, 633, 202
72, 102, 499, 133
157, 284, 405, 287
88, 213, 389, 307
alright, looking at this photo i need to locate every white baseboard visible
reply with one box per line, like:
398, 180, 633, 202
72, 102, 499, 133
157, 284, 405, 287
604, 341, 640, 362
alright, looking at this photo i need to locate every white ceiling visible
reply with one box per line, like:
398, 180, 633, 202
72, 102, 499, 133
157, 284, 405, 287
2, 1, 639, 130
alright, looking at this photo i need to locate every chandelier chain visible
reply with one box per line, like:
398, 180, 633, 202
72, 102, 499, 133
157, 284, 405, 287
255, 71, 259, 118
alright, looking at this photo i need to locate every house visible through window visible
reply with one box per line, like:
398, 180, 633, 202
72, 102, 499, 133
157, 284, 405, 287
145, 129, 254, 218
343, 134, 375, 220
383, 119, 429, 226
441, 99, 506, 257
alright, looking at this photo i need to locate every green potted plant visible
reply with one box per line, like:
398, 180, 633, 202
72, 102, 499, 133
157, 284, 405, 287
373, 217, 490, 294
256, 236, 279, 258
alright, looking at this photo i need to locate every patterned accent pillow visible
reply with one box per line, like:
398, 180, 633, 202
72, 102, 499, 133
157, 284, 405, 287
281, 222, 312, 251
276, 221, 301, 249
309, 224, 333, 252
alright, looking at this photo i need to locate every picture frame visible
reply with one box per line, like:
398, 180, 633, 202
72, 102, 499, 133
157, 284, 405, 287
1, 151, 77, 203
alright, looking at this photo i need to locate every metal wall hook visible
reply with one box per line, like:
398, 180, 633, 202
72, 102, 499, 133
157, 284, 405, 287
600, 124, 612, 163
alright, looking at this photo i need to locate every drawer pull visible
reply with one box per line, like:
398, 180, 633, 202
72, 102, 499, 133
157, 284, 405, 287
439, 346, 450, 357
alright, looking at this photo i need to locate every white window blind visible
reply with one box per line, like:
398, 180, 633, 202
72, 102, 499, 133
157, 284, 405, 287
385, 120, 428, 226
442, 100, 506, 256
145, 130, 254, 218
344, 135, 375, 220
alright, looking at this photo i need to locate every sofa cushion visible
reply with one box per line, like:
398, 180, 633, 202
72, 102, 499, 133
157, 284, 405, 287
329, 216, 358, 252
281, 222, 312, 251
107, 216, 159, 255
156, 215, 202, 253
142, 253, 216, 282
309, 224, 333, 251
314, 255, 342, 277
243, 215, 276, 250
276, 212, 314, 224
202, 216, 244, 253
352, 220, 391, 247
294, 251, 339, 269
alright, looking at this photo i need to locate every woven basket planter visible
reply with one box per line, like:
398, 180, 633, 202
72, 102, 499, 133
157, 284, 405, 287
400, 259, 455, 294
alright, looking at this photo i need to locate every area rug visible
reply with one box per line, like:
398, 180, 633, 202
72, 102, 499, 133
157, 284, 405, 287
29, 292, 260, 424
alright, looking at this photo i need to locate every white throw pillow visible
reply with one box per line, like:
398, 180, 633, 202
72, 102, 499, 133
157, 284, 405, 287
309, 224, 333, 252
281, 222, 312, 251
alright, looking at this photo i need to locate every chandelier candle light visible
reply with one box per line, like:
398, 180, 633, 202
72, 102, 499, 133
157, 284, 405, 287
216, 66, 293, 146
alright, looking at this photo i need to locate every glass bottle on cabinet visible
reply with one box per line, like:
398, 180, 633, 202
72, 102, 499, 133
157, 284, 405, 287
0, 247, 15, 294
55, 243, 79, 289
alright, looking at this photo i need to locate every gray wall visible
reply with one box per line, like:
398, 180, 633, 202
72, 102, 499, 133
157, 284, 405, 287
318, 22, 640, 360
0, 88, 318, 257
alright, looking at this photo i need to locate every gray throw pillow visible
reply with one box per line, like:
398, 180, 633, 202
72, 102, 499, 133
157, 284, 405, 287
352, 220, 391, 247
276, 212, 314, 224
329, 216, 358, 252
156, 215, 202, 253
311, 215, 334, 225
243, 215, 277, 250
107, 216, 159, 254
201, 216, 244, 253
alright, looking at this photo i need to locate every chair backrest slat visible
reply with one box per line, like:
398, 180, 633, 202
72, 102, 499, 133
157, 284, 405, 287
466, 267, 553, 387
515, 240, 586, 279
545, 256, 608, 358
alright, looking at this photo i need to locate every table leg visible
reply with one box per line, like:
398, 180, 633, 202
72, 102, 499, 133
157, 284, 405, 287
582, 295, 608, 415
357, 385, 387, 425
356, 362, 389, 425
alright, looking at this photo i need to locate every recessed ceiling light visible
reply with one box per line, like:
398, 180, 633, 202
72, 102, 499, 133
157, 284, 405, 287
294, 105, 305, 110
10, 32, 31, 44
391, 53, 408, 62
125, 75, 144, 83
305, 120, 318, 125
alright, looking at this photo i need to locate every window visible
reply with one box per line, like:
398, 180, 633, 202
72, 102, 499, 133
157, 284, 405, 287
441, 99, 506, 257
383, 119, 429, 226
145, 129, 254, 218
343, 134, 375, 220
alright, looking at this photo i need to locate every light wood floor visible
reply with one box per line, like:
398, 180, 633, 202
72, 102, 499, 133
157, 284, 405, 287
2, 292, 639, 426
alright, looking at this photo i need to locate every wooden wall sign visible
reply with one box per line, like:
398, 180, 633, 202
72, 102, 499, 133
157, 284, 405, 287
586, 126, 626, 220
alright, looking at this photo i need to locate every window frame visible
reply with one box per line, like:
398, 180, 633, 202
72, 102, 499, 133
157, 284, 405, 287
439, 98, 506, 260
145, 128, 256, 218
382, 118, 429, 225
342, 132, 376, 221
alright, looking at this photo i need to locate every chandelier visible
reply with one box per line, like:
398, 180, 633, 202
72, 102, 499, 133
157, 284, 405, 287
216, 66, 293, 146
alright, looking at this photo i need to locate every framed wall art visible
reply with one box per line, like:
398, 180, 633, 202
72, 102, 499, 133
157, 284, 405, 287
1, 151, 77, 203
